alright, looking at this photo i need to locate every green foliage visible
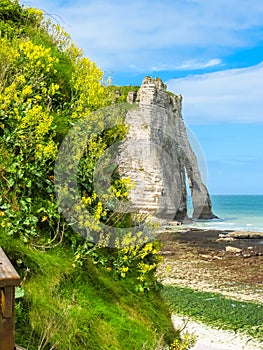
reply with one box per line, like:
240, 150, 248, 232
74, 233, 163, 292
162, 285, 263, 342
0, 0, 42, 38
0, 0, 114, 244
0, 235, 178, 349
0, 1, 138, 249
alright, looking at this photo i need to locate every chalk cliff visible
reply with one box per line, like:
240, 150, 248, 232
118, 77, 216, 221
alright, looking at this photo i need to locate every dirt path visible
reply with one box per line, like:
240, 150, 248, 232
156, 229, 263, 302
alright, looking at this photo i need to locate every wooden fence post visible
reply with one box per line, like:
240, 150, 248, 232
0, 247, 21, 350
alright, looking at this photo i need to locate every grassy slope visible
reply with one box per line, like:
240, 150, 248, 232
1, 235, 177, 349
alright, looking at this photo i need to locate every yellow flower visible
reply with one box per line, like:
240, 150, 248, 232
17, 75, 26, 84
49, 83, 60, 95
82, 196, 92, 206
22, 85, 33, 97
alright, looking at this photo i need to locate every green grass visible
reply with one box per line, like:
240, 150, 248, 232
0, 235, 178, 349
161, 285, 263, 342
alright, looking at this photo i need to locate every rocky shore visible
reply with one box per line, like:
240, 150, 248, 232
157, 227, 263, 302
156, 226, 263, 349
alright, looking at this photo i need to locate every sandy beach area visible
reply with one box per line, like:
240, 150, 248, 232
172, 314, 263, 350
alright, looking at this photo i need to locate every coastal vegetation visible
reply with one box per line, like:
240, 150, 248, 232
0, 1, 189, 348
162, 285, 263, 343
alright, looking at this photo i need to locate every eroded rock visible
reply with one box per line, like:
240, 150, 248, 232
225, 246, 242, 254
118, 77, 216, 220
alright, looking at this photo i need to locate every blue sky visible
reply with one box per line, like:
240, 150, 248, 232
20, 0, 263, 194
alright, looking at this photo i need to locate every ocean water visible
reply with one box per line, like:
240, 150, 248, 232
186, 195, 263, 232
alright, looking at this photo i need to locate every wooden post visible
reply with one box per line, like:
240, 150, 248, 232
0, 247, 21, 350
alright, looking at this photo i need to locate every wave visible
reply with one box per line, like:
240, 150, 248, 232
184, 195, 263, 232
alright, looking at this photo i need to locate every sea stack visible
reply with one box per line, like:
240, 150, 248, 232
118, 76, 217, 221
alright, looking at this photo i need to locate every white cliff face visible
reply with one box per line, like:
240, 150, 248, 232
118, 77, 216, 221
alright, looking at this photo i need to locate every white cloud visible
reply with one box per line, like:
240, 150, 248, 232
19, 0, 263, 72
166, 63, 263, 124
152, 59, 222, 72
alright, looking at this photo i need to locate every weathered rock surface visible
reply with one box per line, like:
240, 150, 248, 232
218, 231, 263, 240
118, 77, 217, 221
225, 246, 242, 254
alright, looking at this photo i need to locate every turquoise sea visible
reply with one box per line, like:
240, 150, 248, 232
187, 195, 263, 232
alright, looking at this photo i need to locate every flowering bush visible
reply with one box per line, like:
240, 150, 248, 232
74, 229, 163, 292
0, 2, 112, 243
